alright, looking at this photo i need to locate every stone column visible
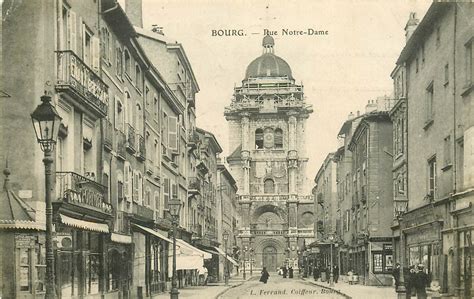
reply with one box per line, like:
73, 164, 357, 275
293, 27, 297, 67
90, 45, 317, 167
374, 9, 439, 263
287, 111, 299, 197
241, 113, 251, 196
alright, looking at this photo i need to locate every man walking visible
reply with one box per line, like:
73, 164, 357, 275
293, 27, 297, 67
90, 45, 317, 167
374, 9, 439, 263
414, 264, 430, 299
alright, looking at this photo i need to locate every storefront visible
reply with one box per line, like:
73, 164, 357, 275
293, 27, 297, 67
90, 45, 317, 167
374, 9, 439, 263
170, 239, 211, 287
131, 224, 170, 297
0, 170, 46, 299
105, 233, 133, 299
368, 238, 393, 285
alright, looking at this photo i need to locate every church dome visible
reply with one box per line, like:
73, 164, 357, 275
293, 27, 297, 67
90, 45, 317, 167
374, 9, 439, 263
244, 35, 293, 80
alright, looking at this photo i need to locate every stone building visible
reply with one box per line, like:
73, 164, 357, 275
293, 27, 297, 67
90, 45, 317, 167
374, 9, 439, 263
312, 153, 338, 271
225, 35, 314, 273
392, 3, 474, 297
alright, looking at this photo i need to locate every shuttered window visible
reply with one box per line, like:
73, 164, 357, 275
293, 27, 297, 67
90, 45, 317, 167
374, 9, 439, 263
163, 177, 170, 210
255, 128, 263, 149
168, 116, 178, 151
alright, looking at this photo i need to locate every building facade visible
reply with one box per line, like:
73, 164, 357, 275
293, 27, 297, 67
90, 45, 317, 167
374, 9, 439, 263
225, 35, 314, 274
393, 3, 474, 297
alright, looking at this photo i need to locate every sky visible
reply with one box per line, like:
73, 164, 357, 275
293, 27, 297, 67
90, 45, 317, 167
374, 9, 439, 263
138, 0, 431, 179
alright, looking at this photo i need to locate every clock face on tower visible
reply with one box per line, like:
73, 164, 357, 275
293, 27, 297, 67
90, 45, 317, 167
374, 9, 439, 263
263, 128, 274, 149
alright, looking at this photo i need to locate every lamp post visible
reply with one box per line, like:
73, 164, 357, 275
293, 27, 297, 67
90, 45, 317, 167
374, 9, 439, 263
31, 94, 62, 299
329, 235, 334, 287
223, 231, 229, 286
249, 248, 254, 276
243, 246, 247, 280
169, 198, 182, 299
396, 215, 407, 299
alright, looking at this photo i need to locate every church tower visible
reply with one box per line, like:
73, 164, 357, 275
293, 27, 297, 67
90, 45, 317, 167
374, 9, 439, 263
225, 36, 314, 272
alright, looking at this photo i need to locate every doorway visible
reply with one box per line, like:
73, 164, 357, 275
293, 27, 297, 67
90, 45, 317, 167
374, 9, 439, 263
262, 246, 277, 271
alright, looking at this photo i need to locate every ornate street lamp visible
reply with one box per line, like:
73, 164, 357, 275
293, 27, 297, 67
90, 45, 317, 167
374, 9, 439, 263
169, 198, 182, 299
223, 231, 229, 285
328, 234, 335, 287
31, 94, 62, 299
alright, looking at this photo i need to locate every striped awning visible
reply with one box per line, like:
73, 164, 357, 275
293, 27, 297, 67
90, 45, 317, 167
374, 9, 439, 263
110, 232, 132, 244
132, 224, 172, 243
59, 214, 109, 233
214, 246, 239, 266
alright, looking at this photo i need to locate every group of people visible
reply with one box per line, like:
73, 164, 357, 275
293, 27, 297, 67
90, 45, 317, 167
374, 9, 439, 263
312, 264, 339, 283
277, 265, 294, 278
392, 263, 431, 299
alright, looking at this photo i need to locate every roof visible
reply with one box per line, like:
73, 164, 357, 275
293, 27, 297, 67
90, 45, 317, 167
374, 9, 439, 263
348, 111, 391, 151
0, 167, 44, 230
245, 36, 293, 80
314, 152, 336, 183
396, 3, 451, 64
196, 127, 223, 154
217, 163, 237, 187
227, 144, 242, 161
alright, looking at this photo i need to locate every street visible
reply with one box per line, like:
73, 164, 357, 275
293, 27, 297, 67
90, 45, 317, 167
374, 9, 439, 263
218, 274, 348, 299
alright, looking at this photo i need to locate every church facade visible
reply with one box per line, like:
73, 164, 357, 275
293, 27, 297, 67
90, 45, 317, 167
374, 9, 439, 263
225, 36, 314, 273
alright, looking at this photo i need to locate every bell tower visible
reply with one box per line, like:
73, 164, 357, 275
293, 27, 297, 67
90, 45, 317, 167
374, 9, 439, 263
225, 35, 314, 272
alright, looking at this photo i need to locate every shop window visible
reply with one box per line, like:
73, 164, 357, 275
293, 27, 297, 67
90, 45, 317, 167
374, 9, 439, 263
255, 128, 263, 149
19, 248, 31, 291
372, 244, 393, 274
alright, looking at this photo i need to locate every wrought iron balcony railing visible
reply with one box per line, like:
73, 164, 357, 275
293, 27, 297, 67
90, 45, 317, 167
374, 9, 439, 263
132, 202, 154, 222
56, 171, 112, 215
56, 50, 108, 117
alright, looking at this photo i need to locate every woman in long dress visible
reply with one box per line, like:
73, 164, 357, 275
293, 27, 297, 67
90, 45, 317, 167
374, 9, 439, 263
259, 267, 270, 284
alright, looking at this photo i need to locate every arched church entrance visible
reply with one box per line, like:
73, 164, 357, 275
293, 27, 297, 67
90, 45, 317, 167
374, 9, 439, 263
262, 246, 277, 271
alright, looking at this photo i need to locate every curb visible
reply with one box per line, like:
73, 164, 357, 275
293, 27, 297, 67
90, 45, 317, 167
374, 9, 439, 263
301, 278, 352, 299
214, 276, 255, 299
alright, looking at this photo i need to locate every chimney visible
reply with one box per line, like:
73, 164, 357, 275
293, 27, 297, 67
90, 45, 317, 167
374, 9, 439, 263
356, 110, 360, 117
348, 112, 355, 120
405, 12, 419, 42
365, 100, 377, 113
125, 0, 143, 28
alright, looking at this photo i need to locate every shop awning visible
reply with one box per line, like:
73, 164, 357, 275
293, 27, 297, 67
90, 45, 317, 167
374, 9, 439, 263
213, 246, 239, 266
132, 224, 172, 243
59, 214, 109, 233
176, 239, 212, 259
111, 232, 132, 244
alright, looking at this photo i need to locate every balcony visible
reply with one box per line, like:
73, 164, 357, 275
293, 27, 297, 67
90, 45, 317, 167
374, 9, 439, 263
56, 171, 112, 216
249, 194, 289, 202
132, 202, 154, 223
188, 177, 201, 196
56, 50, 108, 117
187, 130, 200, 151
126, 124, 136, 153
250, 229, 287, 236
116, 130, 126, 160
137, 134, 146, 161
104, 120, 114, 151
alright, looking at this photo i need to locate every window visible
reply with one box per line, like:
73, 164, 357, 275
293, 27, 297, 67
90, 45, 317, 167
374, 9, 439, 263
145, 86, 150, 108
135, 65, 142, 91
57, 137, 65, 172
124, 49, 131, 76
425, 82, 434, 123
135, 104, 143, 134
145, 188, 151, 207
421, 44, 425, 66
154, 139, 159, 167
465, 40, 473, 86
263, 178, 275, 194
372, 245, 393, 274
154, 191, 160, 214
444, 135, 452, 167
154, 94, 159, 120
124, 162, 132, 201
275, 128, 283, 148
428, 157, 437, 199
101, 27, 111, 62
415, 57, 419, 73
61, 6, 76, 51
115, 98, 124, 131
168, 116, 178, 151
163, 177, 170, 210
162, 112, 168, 150
82, 24, 99, 71
255, 128, 264, 149
116, 47, 123, 78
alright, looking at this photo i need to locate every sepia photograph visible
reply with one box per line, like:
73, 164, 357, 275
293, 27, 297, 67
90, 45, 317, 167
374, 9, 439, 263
0, 0, 473, 298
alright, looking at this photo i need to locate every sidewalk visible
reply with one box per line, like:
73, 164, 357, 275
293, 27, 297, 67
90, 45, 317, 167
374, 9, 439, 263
151, 275, 252, 299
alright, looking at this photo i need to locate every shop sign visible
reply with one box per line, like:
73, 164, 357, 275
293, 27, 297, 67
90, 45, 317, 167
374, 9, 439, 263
65, 189, 112, 214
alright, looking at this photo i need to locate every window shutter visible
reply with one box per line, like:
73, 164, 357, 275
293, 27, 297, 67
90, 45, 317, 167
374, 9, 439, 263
79, 18, 84, 53
69, 10, 77, 52
124, 165, 130, 200
164, 178, 170, 209
168, 116, 178, 151
138, 173, 143, 204
172, 183, 178, 200
92, 36, 100, 72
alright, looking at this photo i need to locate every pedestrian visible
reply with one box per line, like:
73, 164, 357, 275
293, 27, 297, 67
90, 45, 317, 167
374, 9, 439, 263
405, 265, 416, 298
347, 269, 354, 285
392, 263, 401, 290
288, 266, 294, 278
326, 266, 331, 284
333, 265, 339, 283
313, 265, 319, 281
414, 264, 430, 299
282, 265, 288, 278
259, 267, 270, 284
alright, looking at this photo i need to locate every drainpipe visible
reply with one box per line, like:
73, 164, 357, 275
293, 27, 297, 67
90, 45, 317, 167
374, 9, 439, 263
452, 3, 459, 296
